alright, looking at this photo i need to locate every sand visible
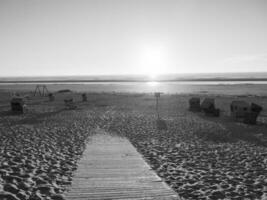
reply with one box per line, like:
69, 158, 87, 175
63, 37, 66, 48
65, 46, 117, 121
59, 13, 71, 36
0, 89, 266, 199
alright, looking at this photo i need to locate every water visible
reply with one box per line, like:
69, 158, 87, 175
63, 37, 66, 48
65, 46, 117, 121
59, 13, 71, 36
1, 72, 267, 95
1, 72, 267, 83
1, 81, 267, 96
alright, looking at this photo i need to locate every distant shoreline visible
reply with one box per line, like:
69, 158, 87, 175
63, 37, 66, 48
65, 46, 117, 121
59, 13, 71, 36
1, 78, 267, 83
1, 80, 267, 96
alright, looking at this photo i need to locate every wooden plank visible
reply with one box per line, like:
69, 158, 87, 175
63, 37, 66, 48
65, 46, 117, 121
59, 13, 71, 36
65, 129, 179, 200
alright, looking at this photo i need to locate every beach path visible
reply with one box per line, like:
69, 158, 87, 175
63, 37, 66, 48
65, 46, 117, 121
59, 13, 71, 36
65, 129, 179, 200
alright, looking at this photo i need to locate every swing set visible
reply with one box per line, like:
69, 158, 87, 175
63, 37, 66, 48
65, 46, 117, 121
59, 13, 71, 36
34, 85, 49, 97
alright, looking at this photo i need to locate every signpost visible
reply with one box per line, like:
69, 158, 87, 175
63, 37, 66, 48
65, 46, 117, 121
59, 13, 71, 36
154, 92, 167, 130
154, 92, 161, 119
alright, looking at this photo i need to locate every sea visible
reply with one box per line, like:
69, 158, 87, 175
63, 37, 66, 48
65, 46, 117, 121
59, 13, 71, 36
0, 72, 267, 95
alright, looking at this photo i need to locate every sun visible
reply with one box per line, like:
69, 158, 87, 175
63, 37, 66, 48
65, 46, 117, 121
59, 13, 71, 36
148, 73, 158, 79
138, 44, 166, 79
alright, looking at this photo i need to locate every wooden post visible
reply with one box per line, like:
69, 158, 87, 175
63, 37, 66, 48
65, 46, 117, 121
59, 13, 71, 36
154, 92, 167, 130
154, 92, 161, 119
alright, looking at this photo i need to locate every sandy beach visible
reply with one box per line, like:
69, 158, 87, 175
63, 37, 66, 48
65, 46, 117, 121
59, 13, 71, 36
0, 86, 266, 199
2, 0, 267, 198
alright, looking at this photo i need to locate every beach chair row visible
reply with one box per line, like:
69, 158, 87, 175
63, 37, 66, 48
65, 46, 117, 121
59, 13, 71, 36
189, 97, 263, 125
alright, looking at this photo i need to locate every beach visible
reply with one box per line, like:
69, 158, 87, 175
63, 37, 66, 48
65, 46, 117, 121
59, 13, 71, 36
2, 0, 267, 198
0, 84, 267, 199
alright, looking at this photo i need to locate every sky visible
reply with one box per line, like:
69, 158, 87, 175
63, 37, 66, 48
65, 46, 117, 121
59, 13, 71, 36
0, 0, 267, 77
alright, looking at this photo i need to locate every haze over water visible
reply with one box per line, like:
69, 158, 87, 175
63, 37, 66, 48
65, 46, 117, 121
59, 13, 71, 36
1, 72, 267, 95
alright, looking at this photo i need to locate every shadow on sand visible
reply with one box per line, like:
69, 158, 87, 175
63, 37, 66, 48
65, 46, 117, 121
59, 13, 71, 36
196, 112, 267, 146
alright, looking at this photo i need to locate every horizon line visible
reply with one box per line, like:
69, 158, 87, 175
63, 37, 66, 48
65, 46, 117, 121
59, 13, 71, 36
1, 71, 267, 78
1, 78, 267, 84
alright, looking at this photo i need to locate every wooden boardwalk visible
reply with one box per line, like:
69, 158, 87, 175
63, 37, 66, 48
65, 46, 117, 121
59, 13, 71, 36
65, 130, 179, 200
